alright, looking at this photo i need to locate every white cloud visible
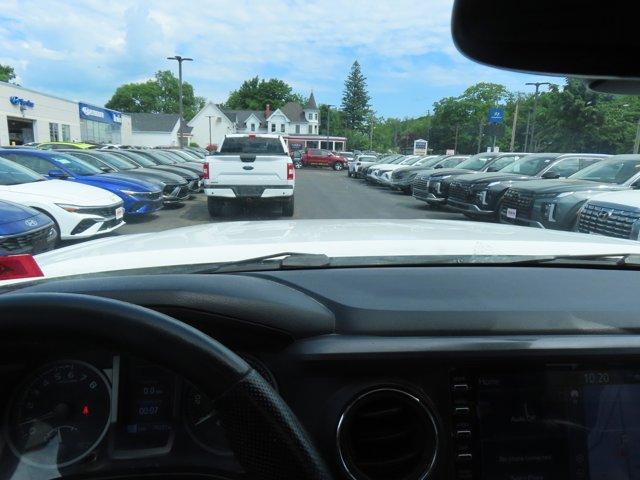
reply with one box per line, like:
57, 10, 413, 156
0, 0, 558, 116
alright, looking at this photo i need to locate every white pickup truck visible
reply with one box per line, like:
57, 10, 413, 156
203, 134, 295, 217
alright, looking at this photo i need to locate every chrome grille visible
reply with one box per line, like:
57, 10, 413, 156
501, 189, 535, 217
0, 225, 53, 253
448, 182, 473, 203
577, 203, 639, 239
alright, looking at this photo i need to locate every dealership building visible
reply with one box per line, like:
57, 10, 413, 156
0, 81, 131, 146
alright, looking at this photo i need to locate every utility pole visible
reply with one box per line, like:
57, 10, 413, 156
477, 121, 483, 153
206, 115, 214, 146
369, 116, 374, 150
167, 55, 193, 147
634, 117, 640, 154
525, 82, 552, 152
326, 105, 332, 151
509, 101, 519, 152
523, 109, 532, 151
453, 125, 459, 153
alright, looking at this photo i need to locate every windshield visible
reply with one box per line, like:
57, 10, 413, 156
49, 153, 102, 176
115, 151, 158, 168
569, 159, 640, 184
0, 157, 46, 185
92, 152, 137, 170
3, 0, 640, 281
457, 154, 498, 171
498, 155, 558, 176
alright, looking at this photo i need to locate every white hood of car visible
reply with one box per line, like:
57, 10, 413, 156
1, 180, 121, 205
25, 219, 640, 281
586, 189, 640, 207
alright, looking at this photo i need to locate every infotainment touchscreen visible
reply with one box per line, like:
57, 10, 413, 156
475, 370, 640, 480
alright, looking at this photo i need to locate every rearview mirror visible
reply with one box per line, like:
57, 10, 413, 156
99, 166, 115, 173
434, 164, 443, 169
451, 0, 640, 93
48, 169, 68, 179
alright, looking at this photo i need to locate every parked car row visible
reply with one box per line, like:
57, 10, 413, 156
0, 146, 206, 256
349, 151, 640, 242
34, 141, 208, 159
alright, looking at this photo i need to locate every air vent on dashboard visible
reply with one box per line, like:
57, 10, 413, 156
337, 388, 439, 480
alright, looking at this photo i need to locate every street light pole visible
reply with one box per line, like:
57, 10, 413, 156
206, 115, 214, 147
167, 55, 193, 147
509, 100, 519, 152
525, 81, 552, 152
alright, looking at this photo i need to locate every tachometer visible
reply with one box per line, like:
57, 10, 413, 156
184, 354, 276, 454
5, 360, 111, 468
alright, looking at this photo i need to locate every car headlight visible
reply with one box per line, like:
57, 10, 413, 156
555, 191, 575, 198
541, 202, 557, 222
487, 181, 501, 187
55, 203, 81, 213
121, 190, 161, 197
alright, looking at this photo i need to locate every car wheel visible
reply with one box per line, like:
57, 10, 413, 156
347, 170, 352, 178
294, 161, 302, 169
333, 161, 344, 171
282, 196, 294, 217
207, 197, 224, 217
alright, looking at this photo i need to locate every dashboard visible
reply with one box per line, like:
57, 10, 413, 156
2, 266, 640, 479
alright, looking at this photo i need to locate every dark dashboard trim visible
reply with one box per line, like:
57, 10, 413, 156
286, 334, 640, 360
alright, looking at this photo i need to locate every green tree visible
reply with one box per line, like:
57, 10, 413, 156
0, 64, 16, 83
341, 61, 371, 132
224, 77, 304, 110
105, 70, 205, 120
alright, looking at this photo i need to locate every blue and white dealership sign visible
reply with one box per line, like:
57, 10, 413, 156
9, 96, 34, 109
78, 102, 122, 124
488, 107, 505, 124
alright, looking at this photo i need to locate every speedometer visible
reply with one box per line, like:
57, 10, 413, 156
5, 360, 111, 468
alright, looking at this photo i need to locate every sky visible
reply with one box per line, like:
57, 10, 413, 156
0, 0, 560, 118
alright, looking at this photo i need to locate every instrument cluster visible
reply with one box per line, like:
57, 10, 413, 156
0, 353, 275, 479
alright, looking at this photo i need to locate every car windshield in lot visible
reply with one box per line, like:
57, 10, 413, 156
0, 157, 46, 185
498, 155, 558, 176
113, 151, 158, 168
569, 158, 640, 184
49, 154, 102, 176
457, 154, 498, 171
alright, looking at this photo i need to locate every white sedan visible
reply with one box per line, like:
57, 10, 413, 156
0, 157, 125, 242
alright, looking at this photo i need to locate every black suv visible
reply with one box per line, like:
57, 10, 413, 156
412, 152, 525, 206
499, 155, 640, 230
445, 153, 607, 219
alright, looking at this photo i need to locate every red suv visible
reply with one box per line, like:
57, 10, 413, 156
301, 149, 348, 171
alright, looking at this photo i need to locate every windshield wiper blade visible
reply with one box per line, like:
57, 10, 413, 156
194, 252, 331, 273
505, 253, 640, 267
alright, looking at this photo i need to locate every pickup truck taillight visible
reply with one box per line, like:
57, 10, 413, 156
287, 163, 295, 180
203, 163, 209, 179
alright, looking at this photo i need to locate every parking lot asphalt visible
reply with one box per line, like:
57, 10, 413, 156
72, 168, 467, 241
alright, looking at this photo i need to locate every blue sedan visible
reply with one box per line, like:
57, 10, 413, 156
0, 199, 57, 255
0, 149, 163, 217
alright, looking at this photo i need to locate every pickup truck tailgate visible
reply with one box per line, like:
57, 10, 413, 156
211, 154, 287, 184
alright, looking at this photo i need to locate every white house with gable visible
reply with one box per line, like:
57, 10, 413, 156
188, 92, 347, 151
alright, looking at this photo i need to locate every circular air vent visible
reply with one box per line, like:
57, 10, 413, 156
337, 388, 439, 480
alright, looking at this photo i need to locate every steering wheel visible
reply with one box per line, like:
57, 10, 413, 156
0, 293, 333, 480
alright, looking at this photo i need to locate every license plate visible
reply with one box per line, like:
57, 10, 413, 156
506, 208, 517, 219
115, 207, 125, 220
